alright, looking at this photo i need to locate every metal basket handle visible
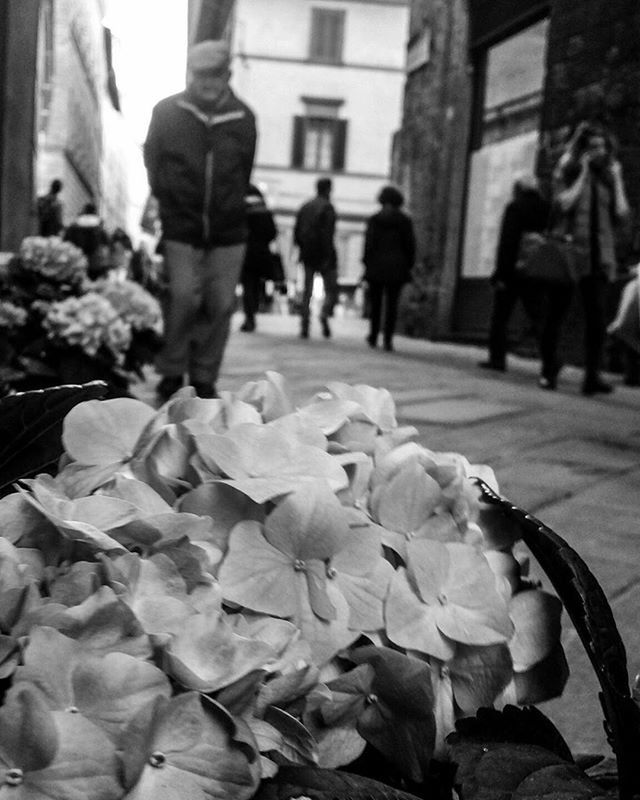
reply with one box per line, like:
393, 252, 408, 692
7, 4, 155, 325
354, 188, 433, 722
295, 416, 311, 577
476, 478, 640, 800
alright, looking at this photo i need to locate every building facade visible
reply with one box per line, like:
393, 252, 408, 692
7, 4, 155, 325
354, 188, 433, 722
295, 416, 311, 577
0, 0, 40, 250
396, 0, 640, 356
35, 0, 135, 231
228, 0, 410, 287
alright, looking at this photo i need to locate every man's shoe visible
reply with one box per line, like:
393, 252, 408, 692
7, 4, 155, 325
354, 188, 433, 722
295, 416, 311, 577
366, 334, 377, 348
383, 340, 394, 352
582, 378, 613, 396
300, 320, 310, 339
192, 382, 218, 399
321, 317, 331, 339
478, 360, 506, 372
156, 375, 183, 402
240, 317, 255, 332
538, 375, 557, 391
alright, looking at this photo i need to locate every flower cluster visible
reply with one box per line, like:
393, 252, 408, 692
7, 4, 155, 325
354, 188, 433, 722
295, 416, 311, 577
18, 235, 88, 285
0, 300, 27, 329
42, 292, 132, 363
0, 236, 163, 393
90, 277, 163, 334
0, 373, 569, 798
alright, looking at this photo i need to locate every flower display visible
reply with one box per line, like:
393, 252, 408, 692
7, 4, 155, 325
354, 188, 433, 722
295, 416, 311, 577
42, 292, 132, 363
0, 236, 163, 395
17, 235, 88, 285
0, 300, 27, 329
90, 278, 163, 334
0, 372, 570, 798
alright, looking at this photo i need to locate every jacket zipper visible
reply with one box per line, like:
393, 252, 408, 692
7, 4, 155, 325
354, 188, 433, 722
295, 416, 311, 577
203, 143, 214, 243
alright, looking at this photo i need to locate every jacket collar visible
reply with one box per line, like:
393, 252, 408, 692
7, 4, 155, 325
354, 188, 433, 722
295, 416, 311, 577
177, 90, 246, 127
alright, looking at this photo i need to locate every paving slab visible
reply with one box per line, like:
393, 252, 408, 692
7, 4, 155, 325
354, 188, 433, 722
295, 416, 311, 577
493, 461, 593, 512
400, 397, 526, 425
528, 437, 640, 471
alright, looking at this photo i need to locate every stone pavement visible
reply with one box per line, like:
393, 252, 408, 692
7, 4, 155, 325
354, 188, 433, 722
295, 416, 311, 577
132, 307, 640, 758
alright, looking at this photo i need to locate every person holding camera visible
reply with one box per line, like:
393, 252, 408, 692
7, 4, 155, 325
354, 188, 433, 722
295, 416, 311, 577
550, 121, 630, 395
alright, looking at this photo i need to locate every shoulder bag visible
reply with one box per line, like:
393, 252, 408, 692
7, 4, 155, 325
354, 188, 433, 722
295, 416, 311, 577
516, 231, 579, 286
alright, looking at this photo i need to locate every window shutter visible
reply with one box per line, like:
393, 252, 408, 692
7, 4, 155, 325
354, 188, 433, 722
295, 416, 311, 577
309, 8, 345, 63
331, 12, 345, 63
291, 116, 306, 168
332, 119, 347, 171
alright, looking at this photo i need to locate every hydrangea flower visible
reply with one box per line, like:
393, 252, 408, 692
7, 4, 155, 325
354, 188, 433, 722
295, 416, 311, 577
0, 300, 27, 329
18, 236, 88, 285
42, 292, 132, 363
89, 278, 163, 334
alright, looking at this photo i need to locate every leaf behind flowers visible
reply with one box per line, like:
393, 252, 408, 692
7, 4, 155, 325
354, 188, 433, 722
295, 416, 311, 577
446, 705, 610, 799
0, 382, 107, 498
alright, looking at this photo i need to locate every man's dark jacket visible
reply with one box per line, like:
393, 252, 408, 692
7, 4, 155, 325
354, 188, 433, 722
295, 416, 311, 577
144, 89, 256, 247
294, 196, 337, 271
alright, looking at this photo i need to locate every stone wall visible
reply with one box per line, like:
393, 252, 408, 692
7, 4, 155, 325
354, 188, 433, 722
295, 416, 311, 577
394, 0, 472, 339
396, 0, 640, 352
0, 0, 39, 250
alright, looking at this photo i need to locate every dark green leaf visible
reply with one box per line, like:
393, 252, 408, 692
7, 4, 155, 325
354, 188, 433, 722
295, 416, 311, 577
0, 382, 107, 498
448, 704, 573, 762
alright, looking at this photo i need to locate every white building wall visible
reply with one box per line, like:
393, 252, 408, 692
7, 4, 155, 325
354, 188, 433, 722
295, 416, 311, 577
230, 0, 409, 287
35, 0, 106, 218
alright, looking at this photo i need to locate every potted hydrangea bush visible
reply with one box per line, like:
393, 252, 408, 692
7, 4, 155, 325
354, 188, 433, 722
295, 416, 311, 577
0, 373, 636, 800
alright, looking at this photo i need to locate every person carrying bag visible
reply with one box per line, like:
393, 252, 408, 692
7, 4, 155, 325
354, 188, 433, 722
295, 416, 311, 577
511, 200, 580, 390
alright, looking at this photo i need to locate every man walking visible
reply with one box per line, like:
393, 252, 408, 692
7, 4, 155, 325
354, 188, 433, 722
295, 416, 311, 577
294, 177, 338, 339
144, 39, 256, 401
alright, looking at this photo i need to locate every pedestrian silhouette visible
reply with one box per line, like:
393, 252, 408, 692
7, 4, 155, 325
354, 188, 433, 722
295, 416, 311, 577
362, 185, 415, 352
64, 203, 111, 278
37, 179, 64, 236
239, 184, 277, 333
294, 177, 338, 339
479, 175, 549, 372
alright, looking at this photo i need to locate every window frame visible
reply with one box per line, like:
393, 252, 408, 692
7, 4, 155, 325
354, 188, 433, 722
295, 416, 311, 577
291, 115, 348, 173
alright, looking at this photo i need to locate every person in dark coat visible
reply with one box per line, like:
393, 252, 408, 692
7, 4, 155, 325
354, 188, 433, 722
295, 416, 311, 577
64, 202, 111, 278
479, 176, 550, 372
362, 185, 415, 352
143, 39, 256, 401
239, 185, 278, 332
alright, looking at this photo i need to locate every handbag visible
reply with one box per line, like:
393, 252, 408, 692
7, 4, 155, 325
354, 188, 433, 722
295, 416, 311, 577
516, 231, 578, 286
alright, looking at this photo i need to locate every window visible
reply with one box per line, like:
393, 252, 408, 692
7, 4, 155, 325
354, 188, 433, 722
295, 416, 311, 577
291, 99, 348, 172
461, 18, 549, 279
36, 0, 55, 136
309, 8, 345, 64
